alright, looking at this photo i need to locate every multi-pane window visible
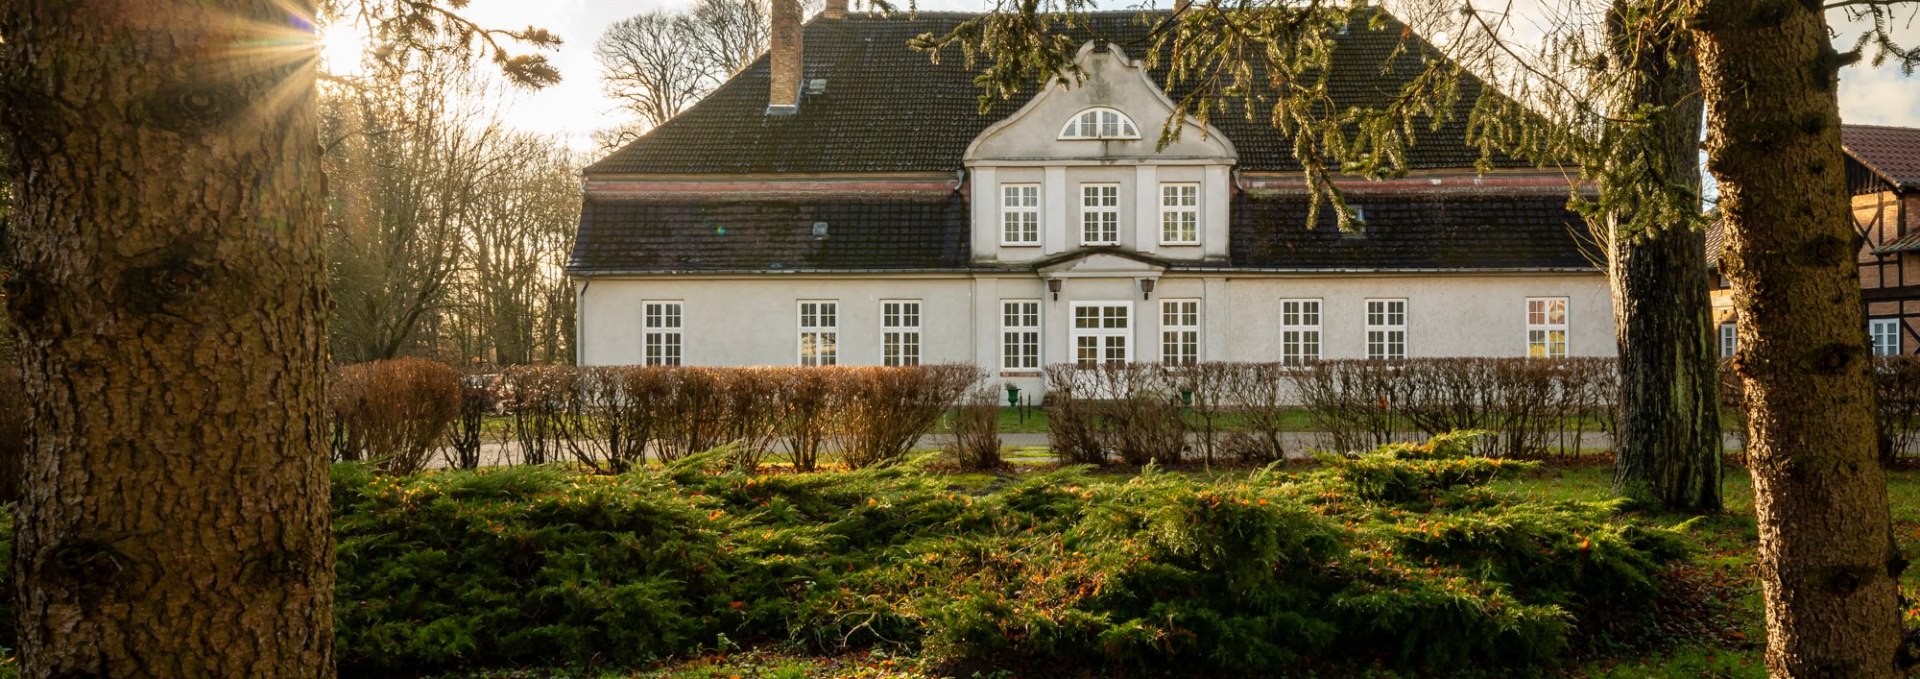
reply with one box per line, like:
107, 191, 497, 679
1059, 107, 1141, 139
1161, 300, 1200, 366
1719, 322, 1738, 359
798, 301, 838, 366
1001, 184, 1040, 245
1280, 299, 1321, 365
1526, 297, 1569, 358
881, 300, 921, 367
643, 301, 683, 366
1002, 300, 1042, 371
1365, 299, 1407, 360
1072, 303, 1131, 366
1080, 184, 1120, 245
1872, 318, 1902, 357
1160, 183, 1200, 244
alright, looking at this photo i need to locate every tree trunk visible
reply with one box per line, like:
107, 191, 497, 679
1604, 2, 1722, 513
1690, 0, 1905, 674
0, 1, 336, 677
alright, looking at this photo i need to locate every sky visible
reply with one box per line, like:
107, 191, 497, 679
447, 0, 1920, 153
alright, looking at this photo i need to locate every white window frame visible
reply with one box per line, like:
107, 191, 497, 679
881, 300, 921, 367
1070, 302, 1132, 366
1001, 300, 1042, 371
642, 301, 683, 367
1000, 183, 1041, 246
1872, 318, 1902, 357
1159, 182, 1201, 245
1526, 297, 1569, 359
1161, 299, 1200, 366
1058, 107, 1141, 140
798, 300, 838, 366
1719, 322, 1738, 359
1280, 299, 1321, 365
1080, 183, 1120, 246
1365, 299, 1407, 360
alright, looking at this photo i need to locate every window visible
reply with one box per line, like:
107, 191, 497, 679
882, 300, 921, 367
1161, 300, 1200, 366
1365, 299, 1407, 360
1058, 107, 1140, 140
798, 301, 838, 366
1001, 184, 1040, 245
1071, 303, 1131, 366
1081, 184, 1120, 245
1719, 322, 1738, 359
1526, 297, 1569, 358
1160, 183, 1200, 244
643, 301, 683, 366
1281, 299, 1321, 365
1872, 318, 1902, 357
1002, 300, 1042, 371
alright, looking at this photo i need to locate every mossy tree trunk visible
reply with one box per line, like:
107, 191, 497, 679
0, 1, 335, 677
1690, 0, 1905, 674
1604, 1, 1722, 513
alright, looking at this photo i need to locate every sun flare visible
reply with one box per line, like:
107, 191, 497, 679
319, 21, 368, 76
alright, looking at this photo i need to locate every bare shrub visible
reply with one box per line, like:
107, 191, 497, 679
655, 368, 730, 463
775, 367, 837, 471
443, 371, 501, 470
718, 368, 783, 471
0, 365, 25, 503
1044, 364, 1106, 465
1084, 363, 1187, 466
1222, 362, 1293, 463
947, 386, 1005, 471
502, 365, 570, 465
1169, 362, 1235, 466
1876, 356, 1920, 465
1291, 360, 1408, 452
837, 364, 981, 468
331, 358, 462, 474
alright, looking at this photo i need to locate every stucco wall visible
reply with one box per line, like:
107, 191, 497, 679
578, 271, 1616, 392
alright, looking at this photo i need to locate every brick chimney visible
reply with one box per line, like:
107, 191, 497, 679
824, 0, 847, 20
768, 0, 803, 115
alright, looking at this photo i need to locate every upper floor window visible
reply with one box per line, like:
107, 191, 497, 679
1160, 183, 1200, 244
1001, 184, 1041, 245
1059, 107, 1140, 140
1719, 322, 1738, 359
1081, 184, 1120, 245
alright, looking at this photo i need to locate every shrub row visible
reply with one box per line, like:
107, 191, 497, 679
328, 360, 982, 473
322, 434, 1694, 675
1045, 358, 1619, 465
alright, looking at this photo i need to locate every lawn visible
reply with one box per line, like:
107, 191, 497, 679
417, 457, 1920, 678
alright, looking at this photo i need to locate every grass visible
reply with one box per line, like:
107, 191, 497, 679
436, 460, 1920, 679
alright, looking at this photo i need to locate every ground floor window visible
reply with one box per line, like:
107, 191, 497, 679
882, 300, 921, 367
1281, 299, 1321, 365
1161, 299, 1199, 366
799, 300, 838, 366
1526, 297, 1568, 358
1719, 322, 1738, 359
1365, 299, 1407, 360
643, 301, 683, 366
1002, 300, 1041, 370
1072, 302, 1131, 366
1872, 318, 1902, 357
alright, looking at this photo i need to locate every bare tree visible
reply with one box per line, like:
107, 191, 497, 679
596, 12, 715, 128
689, 0, 774, 77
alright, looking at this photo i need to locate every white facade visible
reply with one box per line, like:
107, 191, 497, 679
576, 40, 1617, 389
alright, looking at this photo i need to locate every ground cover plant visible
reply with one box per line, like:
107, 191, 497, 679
317, 433, 1701, 676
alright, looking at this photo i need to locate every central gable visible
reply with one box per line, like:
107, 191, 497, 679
965, 43, 1235, 165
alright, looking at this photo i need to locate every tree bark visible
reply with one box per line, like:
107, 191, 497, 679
1604, 2, 1723, 513
1690, 0, 1905, 674
0, 1, 336, 677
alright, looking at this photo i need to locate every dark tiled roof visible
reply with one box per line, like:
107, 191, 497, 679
1227, 193, 1598, 270
1843, 124, 1920, 190
568, 193, 971, 273
586, 11, 1527, 176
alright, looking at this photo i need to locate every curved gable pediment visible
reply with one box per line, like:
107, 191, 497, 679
965, 42, 1236, 164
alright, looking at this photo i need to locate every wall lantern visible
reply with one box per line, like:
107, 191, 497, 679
1139, 278, 1156, 300
1048, 279, 1063, 300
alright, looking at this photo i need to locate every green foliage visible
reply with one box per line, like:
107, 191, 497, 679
326, 435, 1696, 675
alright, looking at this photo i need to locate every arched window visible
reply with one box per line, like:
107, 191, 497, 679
1059, 108, 1140, 140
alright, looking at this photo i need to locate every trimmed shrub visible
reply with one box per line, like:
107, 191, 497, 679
836, 364, 982, 468
1042, 364, 1106, 465
501, 364, 568, 466
330, 358, 461, 474
946, 386, 1004, 471
443, 371, 500, 470
1877, 356, 1920, 465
